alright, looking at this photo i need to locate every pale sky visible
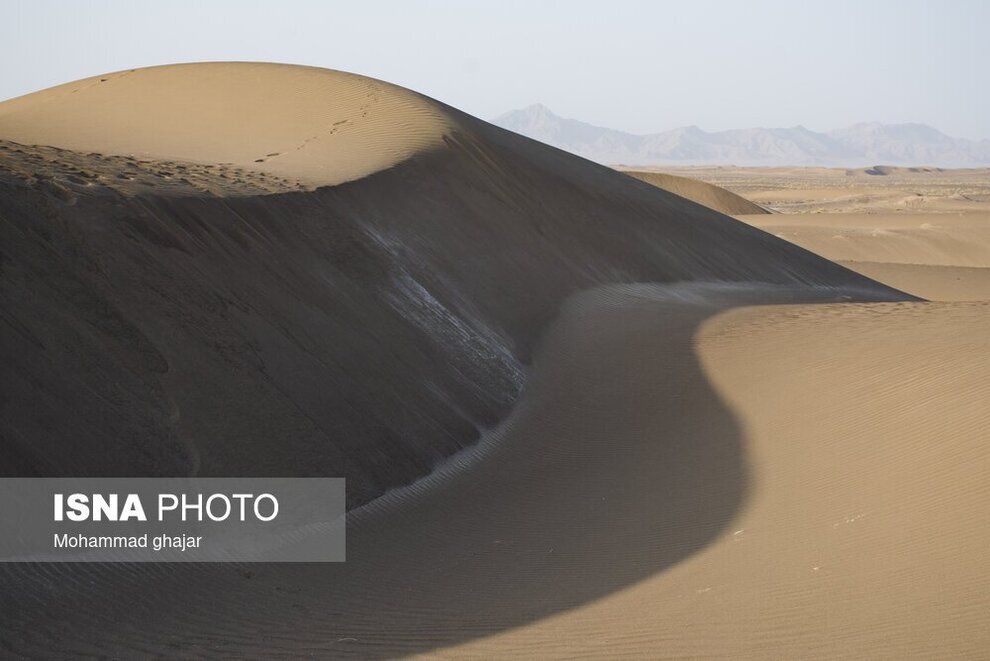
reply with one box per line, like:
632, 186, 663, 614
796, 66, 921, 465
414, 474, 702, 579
3, 0, 987, 139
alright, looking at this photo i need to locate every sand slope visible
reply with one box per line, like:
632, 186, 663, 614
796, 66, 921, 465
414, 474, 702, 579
440, 292, 990, 658
3, 286, 987, 658
831, 262, 990, 301
620, 168, 770, 215
741, 212, 990, 267
738, 211, 990, 300
0, 62, 453, 187
0, 63, 905, 509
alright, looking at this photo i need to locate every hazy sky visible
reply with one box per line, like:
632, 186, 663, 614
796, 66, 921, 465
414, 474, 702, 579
3, 0, 988, 139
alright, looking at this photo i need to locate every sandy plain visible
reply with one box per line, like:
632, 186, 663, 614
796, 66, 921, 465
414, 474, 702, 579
628, 165, 990, 301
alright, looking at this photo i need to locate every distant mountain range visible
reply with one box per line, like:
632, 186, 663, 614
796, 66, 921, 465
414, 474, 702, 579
491, 104, 990, 167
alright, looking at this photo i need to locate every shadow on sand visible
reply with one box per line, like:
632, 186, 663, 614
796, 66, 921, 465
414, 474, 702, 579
0, 283, 860, 658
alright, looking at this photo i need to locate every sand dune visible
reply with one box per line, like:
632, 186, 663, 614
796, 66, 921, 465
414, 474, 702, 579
0, 63, 902, 509
619, 169, 770, 215
3, 286, 987, 658
2, 63, 987, 658
850, 165, 947, 175
0, 62, 453, 187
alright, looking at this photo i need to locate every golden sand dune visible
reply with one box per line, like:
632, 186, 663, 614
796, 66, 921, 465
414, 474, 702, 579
2, 64, 987, 658
619, 169, 770, 215
0, 62, 453, 187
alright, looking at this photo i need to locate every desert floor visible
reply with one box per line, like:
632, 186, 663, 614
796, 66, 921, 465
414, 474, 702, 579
627, 165, 990, 301
642, 164, 990, 215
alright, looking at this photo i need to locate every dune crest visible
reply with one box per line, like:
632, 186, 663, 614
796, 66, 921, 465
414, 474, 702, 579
0, 62, 454, 187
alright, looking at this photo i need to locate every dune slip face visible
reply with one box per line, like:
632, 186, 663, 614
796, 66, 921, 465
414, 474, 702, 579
0, 63, 954, 657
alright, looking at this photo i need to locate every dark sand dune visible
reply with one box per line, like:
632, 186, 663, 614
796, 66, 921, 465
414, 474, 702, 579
852, 165, 946, 176
7, 64, 980, 658
0, 284, 754, 657
0, 64, 902, 509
